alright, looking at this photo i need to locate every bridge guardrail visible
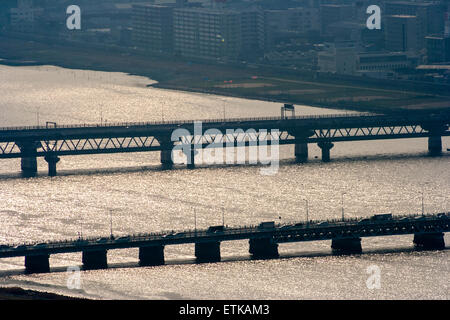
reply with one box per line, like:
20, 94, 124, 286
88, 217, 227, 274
1, 111, 449, 134
0, 212, 448, 253
0, 112, 383, 132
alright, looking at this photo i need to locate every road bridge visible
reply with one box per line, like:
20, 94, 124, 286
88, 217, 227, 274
0, 112, 449, 176
0, 213, 448, 273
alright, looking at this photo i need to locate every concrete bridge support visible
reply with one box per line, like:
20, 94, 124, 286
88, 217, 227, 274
331, 237, 362, 254
295, 142, 308, 163
428, 135, 442, 156
139, 245, 165, 266
249, 238, 279, 259
195, 241, 221, 263
17, 141, 38, 177
156, 136, 174, 168
413, 232, 445, 250
160, 149, 173, 168
25, 254, 50, 274
318, 141, 334, 162
44, 154, 60, 177
82, 249, 108, 270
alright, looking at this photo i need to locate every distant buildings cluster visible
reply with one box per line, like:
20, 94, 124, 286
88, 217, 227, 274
1, 0, 450, 83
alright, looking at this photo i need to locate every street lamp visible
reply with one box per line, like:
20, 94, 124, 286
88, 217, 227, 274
341, 192, 346, 221
304, 199, 309, 225
421, 189, 424, 216
222, 207, 225, 226
109, 209, 113, 239
223, 99, 226, 121
194, 208, 197, 236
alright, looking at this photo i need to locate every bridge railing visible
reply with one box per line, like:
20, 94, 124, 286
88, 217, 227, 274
0, 112, 383, 132
1, 212, 448, 251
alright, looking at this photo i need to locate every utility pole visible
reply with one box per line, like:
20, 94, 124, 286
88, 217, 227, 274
194, 208, 197, 236
421, 189, 424, 216
222, 207, 225, 226
305, 199, 309, 225
110, 209, 113, 239
341, 192, 346, 221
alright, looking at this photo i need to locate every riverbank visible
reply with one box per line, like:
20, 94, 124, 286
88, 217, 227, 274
1, 35, 449, 114
0, 287, 85, 300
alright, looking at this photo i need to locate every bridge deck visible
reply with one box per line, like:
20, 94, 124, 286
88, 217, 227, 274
0, 213, 448, 259
0, 112, 449, 160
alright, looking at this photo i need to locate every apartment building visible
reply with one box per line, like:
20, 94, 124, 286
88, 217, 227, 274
132, 3, 174, 53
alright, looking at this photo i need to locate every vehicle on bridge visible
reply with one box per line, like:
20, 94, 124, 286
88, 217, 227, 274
258, 221, 275, 229
207, 226, 225, 233
96, 237, 109, 243
371, 214, 392, 221
437, 213, 449, 219
116, 236, 130, 242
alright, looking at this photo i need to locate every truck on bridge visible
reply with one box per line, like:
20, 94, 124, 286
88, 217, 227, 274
371, 214, 393, 221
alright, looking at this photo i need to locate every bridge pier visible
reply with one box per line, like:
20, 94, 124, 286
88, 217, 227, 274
195, 241, 221, 263
82, 249, 108, 270
139, 245, 165, 266
428, 135, 442, 156
331, 237, 362, 254
249, 238, 279, 259
318, 141, 334, 162
25, 254, 50, 274
44, 154, 60, 177
295, 142, 308, 163
156, 136, 174, 168
17, 141, 39, 177
160, 149, 173, 168
413, 232, 445, 250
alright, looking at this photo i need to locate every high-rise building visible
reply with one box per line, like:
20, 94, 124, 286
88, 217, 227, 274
320, 4, 354, 35
240, 9, 264, 59
173, 7, 242, 60
385, 15, 421, 53
132, 4, 174, 53
10, 0, 43, 32
384, 1, 444, 36
426, 35, 450, 63
264, 7, 320, 51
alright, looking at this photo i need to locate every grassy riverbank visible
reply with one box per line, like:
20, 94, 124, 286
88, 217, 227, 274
1, 36, 449, 114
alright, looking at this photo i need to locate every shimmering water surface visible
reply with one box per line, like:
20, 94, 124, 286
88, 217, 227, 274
0, 65, 448, 299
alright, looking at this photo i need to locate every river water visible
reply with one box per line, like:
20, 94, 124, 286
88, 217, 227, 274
0, 65, 448, 299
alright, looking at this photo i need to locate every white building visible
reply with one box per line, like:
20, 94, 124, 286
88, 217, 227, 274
358, 52, 413, 72
318, 42, 358, 75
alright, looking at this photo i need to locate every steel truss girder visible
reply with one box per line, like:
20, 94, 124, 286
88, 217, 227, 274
0, 124, 448, 159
